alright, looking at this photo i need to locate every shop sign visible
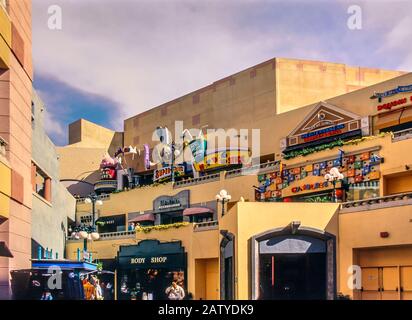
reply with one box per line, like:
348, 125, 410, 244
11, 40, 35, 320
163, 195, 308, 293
153, 165, 185, 182
153, 190, 190, 212
192, 148, 250, 172
301, 124, 345, 143
119, 253, 186, 268
131, 256, 168, 264
377, 96, 412, 111
283, 102, 362, 151
291, 181, 330, 193
371, 84, 412, 101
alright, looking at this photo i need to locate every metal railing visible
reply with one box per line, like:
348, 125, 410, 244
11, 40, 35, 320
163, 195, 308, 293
340, 192, 412, 213
392, 128, 412, 142
193, 220, 218, 231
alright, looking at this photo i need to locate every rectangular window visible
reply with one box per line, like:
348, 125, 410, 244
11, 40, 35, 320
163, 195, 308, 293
32, 163, 52, 202
346, 181, 380, 202
192, 114, 200, 126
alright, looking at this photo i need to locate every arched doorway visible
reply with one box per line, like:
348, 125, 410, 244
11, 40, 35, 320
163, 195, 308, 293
250, 225, 336, 300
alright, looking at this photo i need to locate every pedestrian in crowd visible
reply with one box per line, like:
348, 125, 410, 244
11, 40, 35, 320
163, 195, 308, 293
105, 281, 113, 300
129, 222, 135, 231
83, 279, 96, 300
165, 281, 185, 300
40, 290, 53, 300
95, 279, 103, 300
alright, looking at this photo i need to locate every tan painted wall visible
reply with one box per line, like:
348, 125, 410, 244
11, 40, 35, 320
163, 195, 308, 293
231, 202, 339, 299
123, 58, 404, 171
339, 205, 412, 298
68, 119, 123, 155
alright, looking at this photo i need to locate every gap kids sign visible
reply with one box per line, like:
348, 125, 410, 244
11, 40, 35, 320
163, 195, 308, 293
301, 124, 345, 143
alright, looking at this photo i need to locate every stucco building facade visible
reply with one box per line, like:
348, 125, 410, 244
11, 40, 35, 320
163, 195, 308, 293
0, 0, 33, 299
62, 55, 412, 300
31, 91, 76, 261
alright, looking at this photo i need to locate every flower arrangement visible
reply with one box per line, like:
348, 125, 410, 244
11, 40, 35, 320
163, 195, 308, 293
135, 222, 190, 233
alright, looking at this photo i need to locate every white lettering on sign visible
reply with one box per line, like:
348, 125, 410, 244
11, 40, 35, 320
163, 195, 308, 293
130, 256, 168, 264
151, 256, 167, 263
130, 257, 146, 264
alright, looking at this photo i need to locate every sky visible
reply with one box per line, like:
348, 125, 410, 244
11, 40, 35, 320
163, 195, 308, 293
32, 0, 412, 146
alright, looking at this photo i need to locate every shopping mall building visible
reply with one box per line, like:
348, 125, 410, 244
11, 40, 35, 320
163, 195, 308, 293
62, 58, 412, 300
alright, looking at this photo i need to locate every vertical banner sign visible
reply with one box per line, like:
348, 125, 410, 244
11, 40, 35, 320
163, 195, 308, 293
189, 139, 206, 165
144, 144, 150, 170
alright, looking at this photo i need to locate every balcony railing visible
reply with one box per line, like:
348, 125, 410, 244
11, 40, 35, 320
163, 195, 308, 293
67, 229, 136, 242
75, 193, 111, 204
392, 128, 412, 142
225, 161, 279, 179
173, 173, 220, 188
193, 220, 218, 231
340, 192, 412, 213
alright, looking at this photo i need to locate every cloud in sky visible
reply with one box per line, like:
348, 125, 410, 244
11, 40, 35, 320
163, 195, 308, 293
32, 0, 412, 144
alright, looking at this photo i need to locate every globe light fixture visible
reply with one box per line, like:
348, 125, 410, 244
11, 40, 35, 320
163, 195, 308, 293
324, 167, 344, 202
216, 189, 232, 216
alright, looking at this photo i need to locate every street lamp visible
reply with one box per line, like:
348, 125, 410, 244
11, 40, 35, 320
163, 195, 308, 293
216, 189, 232, 217
324, 167, 344, 203
71, 194, 103, 252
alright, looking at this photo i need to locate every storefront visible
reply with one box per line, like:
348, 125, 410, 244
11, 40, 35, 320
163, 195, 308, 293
116, 240, 187, 300
250, 225, 336, 300
153, 190, 190, 224
372, 84, 412, 134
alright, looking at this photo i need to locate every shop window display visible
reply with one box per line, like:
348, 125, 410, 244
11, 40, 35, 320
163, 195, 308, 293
119, 269, 185, 300
346, 181, 380, 202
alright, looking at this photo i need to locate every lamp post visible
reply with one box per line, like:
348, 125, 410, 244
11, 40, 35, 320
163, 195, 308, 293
324, 167, 344, 203
216, 189, 232, 217
71, 194, 103, 253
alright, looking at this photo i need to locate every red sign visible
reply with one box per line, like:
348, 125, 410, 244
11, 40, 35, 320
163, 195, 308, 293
377, 96, 412, 111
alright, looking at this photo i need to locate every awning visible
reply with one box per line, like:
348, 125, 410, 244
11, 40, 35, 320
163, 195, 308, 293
129, 213, 155, 223
375, 108, 403, 130
183, 207, 214, 216
0, 241, 13, 257
400, 106, 412, 124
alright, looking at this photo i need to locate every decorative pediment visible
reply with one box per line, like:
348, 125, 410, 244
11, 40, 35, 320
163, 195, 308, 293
283, 102, 366, 151
289, 102, 361, 137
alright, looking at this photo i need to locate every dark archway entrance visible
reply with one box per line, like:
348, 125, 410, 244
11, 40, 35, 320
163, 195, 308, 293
250, 225, 336, 300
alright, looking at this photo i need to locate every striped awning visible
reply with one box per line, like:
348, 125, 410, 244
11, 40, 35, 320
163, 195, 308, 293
0, 241, 13, 258
183, 207, 214, 216
129, 213, 155, 223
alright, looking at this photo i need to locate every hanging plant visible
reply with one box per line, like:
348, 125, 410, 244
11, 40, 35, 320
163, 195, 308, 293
283, 133, 390, 160
135, 222, 190, 234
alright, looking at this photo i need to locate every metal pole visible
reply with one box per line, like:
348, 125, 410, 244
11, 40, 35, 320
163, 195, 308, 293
171, 141, 175, 184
